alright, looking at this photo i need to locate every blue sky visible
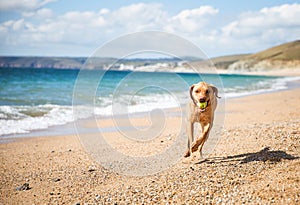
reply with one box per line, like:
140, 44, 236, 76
0, 0, 299, 57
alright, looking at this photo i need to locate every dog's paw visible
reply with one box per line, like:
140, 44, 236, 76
191, 141, 200, 152
184, 149, 191, 158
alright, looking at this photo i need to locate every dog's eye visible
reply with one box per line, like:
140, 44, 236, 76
195, 90, 200, 93
206, 90, 210, 94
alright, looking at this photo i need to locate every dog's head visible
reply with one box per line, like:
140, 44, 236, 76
190, 82, 220, 106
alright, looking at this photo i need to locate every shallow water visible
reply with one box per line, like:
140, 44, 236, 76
0, 67, 298, 136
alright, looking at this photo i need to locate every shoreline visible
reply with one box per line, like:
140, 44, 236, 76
1, 75, 300, 143
115, 68, 300, 77
216, 68, 300, 77
1, 85, 300, 204
1, 74, 300, 143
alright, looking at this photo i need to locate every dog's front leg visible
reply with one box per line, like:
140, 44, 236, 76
184, 121, 194, 157
191, 123, 211, 158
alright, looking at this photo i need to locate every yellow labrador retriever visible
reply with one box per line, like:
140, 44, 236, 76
184, 82, 220, 158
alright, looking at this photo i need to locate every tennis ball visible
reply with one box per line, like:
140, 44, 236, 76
197, 101, 207, 109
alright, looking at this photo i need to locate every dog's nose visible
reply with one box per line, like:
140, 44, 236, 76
199, 97, 206, 103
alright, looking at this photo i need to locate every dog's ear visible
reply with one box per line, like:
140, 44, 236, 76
211, 85, 221, 98
189, 84, 196, 101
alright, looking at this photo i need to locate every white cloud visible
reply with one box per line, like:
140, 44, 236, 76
99, 8, 110, 15
222, 4, 300, 40
109, 3, 168, 31
0, 3, 169, 46
166, 6, 218, 33
0, 2, 299, 57
22, 8, 53, 18
0, 0, 56, 11
215, 3, 300, 54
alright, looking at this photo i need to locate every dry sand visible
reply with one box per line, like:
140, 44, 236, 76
1, 87, 300, 204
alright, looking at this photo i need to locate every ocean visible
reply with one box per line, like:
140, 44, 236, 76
0, 67, 298, 136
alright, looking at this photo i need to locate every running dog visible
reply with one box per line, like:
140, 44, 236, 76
184, 82, 220, 158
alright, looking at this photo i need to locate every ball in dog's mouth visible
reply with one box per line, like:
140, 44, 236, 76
197, 101, 208, 109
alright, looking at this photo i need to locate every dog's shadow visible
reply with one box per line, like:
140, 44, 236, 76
196, 147, 299, 164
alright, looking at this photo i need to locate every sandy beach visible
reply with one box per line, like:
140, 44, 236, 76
1, 83, 300, 204
1, 0, 300, 204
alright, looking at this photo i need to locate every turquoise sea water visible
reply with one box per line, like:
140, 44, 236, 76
0, 67, 297, 136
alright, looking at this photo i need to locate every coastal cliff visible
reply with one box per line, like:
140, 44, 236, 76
1, 40, 299, 73
227, 40, 300, 72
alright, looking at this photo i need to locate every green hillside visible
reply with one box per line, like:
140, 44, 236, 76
247, 40, 300, 61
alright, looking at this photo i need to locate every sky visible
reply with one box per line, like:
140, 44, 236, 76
0, 0, 299, 58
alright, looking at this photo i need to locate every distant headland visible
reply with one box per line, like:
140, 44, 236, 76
1, 40, 299, 74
